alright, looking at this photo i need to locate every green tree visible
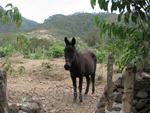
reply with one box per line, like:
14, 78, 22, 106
16, 34, 31, 56
0, 3, 22, 27
91, 0, 150, 70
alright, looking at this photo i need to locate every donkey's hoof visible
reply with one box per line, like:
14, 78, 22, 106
84, 92, 88, 95
73, 98, 77, 102
92, 89, 95, 94
79, 99, 83, 102
79, 95, 82, 102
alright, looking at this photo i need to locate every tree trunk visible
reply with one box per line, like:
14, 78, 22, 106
106, 53, 114, 111
0, 70, 9, 113
122, 66, 135, 113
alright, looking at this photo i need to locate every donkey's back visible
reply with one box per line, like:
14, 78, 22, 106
81, 51, 97, 75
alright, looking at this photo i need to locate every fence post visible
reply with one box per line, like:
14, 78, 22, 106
122, 66, 135, 113
106, 53, 114, 111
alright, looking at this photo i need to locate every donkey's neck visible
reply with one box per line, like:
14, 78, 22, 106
72, 50, 81, 66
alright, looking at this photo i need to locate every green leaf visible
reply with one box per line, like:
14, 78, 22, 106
139, 10, 146, 21
127, 4, 131, 12
118, 12, 123, 22
90, 0, 96, 9
104, 1, 109, 11
98, 0, 108, 11
111, 2, 117, 12
131, 12, 137, 24
124, 12, 130, 23
95, 16, 100, 27
5, 3, 13, 8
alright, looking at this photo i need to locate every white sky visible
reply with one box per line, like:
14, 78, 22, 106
1, 0, 101, 23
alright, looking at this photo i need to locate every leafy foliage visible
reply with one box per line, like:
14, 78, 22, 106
91, 0, 150, 70
16, 34, 31, 57
41, 13, 116, 39
0, 3, 22, 27
0, 44, 15, 57
18, 65, 25, 76
46, 42, 64, 58
2, 58, 14, 75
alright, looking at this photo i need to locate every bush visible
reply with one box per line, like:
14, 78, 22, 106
29, 51, 44, 59
96, 49, 107, 63
46, 43, 64, 58
16, 34, 31, 57
0, 44, 15, 57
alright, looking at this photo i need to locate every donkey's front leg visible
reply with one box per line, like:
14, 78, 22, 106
79, 77, 83, 102
71, 76, 77, 102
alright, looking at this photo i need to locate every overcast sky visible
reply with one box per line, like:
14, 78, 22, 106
1, 0, 100, 23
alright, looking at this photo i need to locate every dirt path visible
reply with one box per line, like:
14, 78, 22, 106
1, 56, 105, 113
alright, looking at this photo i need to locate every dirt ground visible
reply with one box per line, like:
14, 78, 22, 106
0, 54, 106, 113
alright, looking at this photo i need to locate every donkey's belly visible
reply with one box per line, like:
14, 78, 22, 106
70, 69, 83, 77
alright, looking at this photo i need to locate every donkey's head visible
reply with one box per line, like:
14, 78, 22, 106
64, 37, 76, 70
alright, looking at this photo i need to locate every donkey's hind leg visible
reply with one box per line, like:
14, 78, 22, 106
91, 73, 95, 94
85, 75, 90, 95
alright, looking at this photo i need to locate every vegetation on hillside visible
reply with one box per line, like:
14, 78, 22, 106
0, 12, 118, 63
40, 13, 117, 39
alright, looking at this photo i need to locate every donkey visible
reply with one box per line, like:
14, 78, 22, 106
64, 37, 97, 102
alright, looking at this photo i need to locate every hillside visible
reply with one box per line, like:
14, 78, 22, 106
38, 12, 117, 39
0, 12, 117, 40
0, 17, 39, 33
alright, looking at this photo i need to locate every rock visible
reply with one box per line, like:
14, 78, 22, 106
136, 99, 148, 110
114, 77, 124, 89
114, 92, 122, 103
136, 91, 148, 99
21, 101, 41, 113
139, 107, 150, 113
132, 107, 138, 113
133, 99, 138, 106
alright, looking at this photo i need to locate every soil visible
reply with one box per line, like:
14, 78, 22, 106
0, 54, 106, 113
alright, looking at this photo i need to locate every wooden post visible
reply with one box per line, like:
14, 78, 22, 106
106, 53, 114, 111
122, 66, 135, 113
0, 70, 9, 113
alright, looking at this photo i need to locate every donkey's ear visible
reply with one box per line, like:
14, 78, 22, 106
64, 37, 69, 45
71, 37, 76, 46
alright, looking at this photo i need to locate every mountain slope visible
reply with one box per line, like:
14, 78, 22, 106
0, 17, 39, 32
39, 12, 117, 39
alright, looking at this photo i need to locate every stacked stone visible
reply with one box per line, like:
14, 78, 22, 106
133, 77, 150, 113
112, 75, 150, 113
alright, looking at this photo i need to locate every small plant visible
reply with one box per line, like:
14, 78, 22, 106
0, 44, 15, 57
21, 96, 27, 103
16, 34, 31, 57
2, 58, 15, 75
18, 65, 25, 77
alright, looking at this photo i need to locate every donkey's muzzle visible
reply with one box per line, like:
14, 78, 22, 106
64, 64, 71, 70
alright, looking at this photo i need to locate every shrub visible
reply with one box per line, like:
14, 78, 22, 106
96, 49, 107, 63
0, 44, 15, 57
29, 50, 45, 59
46, 43, 64, 58
16, 34, 31, 57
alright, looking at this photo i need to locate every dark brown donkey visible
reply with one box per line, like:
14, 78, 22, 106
64, 37, 97, 102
